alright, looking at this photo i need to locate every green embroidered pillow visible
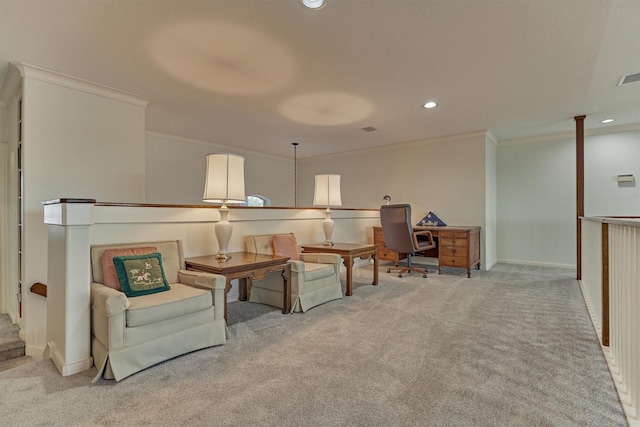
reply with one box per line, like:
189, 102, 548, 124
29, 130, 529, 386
113, 252, 171, 297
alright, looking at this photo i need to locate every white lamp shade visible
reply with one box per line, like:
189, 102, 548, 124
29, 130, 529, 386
313, 174, 342, 207
203, 153, 246, 204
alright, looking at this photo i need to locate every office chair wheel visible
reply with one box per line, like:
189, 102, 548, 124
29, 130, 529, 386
398, 274, 403, 278
422, 274, 427, 278
387, 269, 391, 273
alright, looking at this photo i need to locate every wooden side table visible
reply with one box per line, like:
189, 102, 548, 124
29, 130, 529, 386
185, 252, 291, 323
300, 243, 378, 296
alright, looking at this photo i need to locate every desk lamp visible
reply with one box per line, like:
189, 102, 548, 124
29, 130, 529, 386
203, 153, 246, 260
313, 174, 342, 246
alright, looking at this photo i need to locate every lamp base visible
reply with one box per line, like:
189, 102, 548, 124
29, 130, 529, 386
321, 208, 335, 248
214, 204, 234, 262
215, 253, 231, 261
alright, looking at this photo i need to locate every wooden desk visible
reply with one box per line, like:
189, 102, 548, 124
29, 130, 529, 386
300, 243, 378, 296
373, 226, 481, 278
185, 252, 291, 323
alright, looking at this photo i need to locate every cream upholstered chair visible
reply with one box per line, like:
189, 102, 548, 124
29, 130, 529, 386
90, 240, 227, 382
245, 233, 343, 312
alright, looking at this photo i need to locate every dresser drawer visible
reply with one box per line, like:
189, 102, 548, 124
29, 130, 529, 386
440, 246, 467, 257
439, 231, 467, 239
439, 255, 468, 268
440, 231, 467, 248
379, 249, 394, 259
379, 249, 406, 261
440, 238, 467, 248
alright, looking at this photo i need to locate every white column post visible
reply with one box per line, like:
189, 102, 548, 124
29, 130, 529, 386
43, 198, 95, 376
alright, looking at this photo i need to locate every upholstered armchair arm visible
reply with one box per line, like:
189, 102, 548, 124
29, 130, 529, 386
178, 270, 226, 322
91, 282, 129, 351
299, 253, 342, 265
91, 282, 130, 317
286, 259, 306, 273
292, 253, 342, 299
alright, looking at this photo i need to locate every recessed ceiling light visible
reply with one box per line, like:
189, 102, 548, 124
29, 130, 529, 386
423, 101, 437, 109
601, 118, 615, 124
300, 0, 326, 10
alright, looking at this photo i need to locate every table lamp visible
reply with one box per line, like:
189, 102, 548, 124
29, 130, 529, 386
313, 174, 342, 246
203, 153, 246, 260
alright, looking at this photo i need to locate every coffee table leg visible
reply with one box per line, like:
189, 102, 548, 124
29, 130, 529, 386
344, 256, 354, 296
239, 278, 248, 301
224, 279, 232, 324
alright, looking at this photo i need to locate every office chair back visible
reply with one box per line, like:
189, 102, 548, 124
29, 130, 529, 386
380, 204, 416, 255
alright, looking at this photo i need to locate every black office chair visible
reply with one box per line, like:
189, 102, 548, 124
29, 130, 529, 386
380, 204, 436, 278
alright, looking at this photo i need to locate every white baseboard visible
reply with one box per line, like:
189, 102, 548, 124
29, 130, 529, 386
25, 344, 45, 361
48, 342, 93, 376
496, 258, 576, 269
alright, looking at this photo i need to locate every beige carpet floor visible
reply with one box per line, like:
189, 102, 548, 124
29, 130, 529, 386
0, 263, 627, 426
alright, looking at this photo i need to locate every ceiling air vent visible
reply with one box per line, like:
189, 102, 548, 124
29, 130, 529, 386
361, 126, 378, 132
618, 72, 640, 85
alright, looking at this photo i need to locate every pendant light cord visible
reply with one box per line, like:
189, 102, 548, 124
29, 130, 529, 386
292, 143, 299, 207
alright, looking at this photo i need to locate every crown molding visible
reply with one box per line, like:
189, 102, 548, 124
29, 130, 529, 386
146, 130, 291, 161
300, 129, 492, 163
1, 62, 151, 107
0, 63, 23, 106
497, 123, 640, 146
485, 130, 499, 146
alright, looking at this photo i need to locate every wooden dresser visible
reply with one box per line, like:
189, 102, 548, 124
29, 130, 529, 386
372, 226, 406, 266
373, 225, 481, 277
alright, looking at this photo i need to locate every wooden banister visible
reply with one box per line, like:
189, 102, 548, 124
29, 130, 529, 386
30, 282, 47, 297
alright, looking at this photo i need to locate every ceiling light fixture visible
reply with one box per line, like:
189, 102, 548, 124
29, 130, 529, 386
423, 101, 437, 109
300, 0, 326, 10
601, 118, 615, 124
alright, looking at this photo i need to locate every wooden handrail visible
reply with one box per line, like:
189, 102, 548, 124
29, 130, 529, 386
43, 198, 380, 212
30, 282, 47, 297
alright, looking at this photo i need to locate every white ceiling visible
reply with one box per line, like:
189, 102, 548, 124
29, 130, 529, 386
1, 0, 639, 159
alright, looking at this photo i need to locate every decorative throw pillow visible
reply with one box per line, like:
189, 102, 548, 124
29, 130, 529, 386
113, 252, 171, 298
102, 247, 157, 290
272, 234, 300, 260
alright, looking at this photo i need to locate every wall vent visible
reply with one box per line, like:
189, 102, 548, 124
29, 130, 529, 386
618, 72, 640, 85
361, 126, 378, 132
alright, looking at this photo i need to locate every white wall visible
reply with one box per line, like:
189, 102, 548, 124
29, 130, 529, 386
298, 131, 490, 267
0, 106, 7, 315
145, 132, 295, 206
16, 70, 148, 356
497, 126, 640, 268
485, 134, 498, 269
585, 129, 640, 216
497, 136, 576, 267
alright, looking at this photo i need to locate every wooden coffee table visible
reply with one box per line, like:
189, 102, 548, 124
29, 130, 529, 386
300, 243, 378, 296
185, 252, 291, 323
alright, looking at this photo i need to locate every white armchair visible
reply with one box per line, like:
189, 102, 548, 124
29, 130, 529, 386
245, 233, 343, 312
90, 240, 227, 382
